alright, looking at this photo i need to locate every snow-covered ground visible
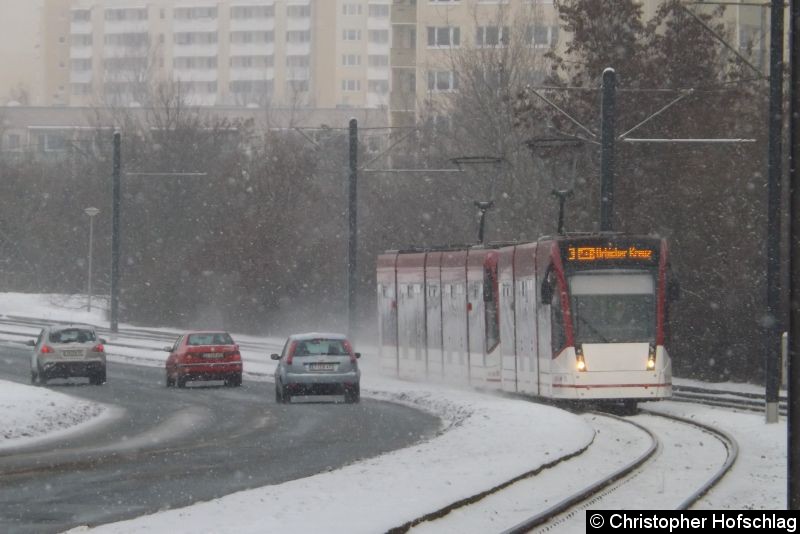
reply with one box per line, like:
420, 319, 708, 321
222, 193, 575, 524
0, 293, 788, 533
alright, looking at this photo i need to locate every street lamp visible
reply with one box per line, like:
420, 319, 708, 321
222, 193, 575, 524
84, 206, 100, 312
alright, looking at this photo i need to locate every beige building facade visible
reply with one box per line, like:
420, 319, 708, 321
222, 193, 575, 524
0, 0, 774, 115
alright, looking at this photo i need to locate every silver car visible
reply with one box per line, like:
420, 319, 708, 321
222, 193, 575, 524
271, 333, 361, 403
28, 325, 107, 385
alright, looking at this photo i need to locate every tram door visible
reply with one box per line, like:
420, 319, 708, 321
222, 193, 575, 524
396, 253, 427, 381
498, 247, 517, 392
514, 243, 539, 395
441, 250, 469, 383
425, 252, 444, 381
377, 252, 399, 376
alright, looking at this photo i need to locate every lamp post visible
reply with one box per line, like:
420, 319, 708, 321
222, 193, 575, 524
84, 206, 100, 312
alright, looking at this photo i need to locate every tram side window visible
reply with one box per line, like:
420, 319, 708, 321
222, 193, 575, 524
484, 266, 499, 352
544, 269, 566, 354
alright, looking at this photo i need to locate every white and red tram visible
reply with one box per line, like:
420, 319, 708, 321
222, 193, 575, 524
377, 233, 673, 404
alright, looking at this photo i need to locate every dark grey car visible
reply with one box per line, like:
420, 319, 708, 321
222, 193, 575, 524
28, 324, 107, 385
271, 333, 361, 403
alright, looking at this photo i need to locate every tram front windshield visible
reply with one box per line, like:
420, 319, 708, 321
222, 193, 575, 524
568, 271, 655, 344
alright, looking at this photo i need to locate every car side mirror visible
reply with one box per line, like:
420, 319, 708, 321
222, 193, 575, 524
354, 352, 361, 359
270, 353, 280, 361
163, 346, 173, 352
25, 340, 35, 347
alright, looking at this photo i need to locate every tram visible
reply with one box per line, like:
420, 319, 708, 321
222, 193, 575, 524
377, 233, 674, 404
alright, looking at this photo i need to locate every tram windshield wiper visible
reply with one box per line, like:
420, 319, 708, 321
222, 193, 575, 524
576, 314, 611, 343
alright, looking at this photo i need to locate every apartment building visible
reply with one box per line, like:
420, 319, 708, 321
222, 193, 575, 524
0, 1, 773, 113
55, 0, 391, 108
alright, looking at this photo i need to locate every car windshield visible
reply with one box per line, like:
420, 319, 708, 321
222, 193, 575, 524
48, 329, 96, 344
187, 333, 233, 346
293, 339, 347, 356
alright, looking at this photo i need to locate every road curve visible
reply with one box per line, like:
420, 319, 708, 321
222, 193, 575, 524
0, 344, 440, 534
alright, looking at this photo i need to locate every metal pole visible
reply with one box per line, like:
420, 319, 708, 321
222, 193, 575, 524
110, 132, 121, 333
87, 215, 94, 312
788, 0, 800, 509
766, 0, 785, 423
348, 119, 358, 338
600, 68, 616, 232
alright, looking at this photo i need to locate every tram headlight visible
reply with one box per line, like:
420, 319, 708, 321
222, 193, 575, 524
576, 346, 587, 372
647, 344, 656, 370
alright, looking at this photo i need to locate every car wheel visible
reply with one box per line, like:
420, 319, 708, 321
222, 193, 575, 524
37, 364, 47, 386
90, 367, 107, 386
165, 371, 174, 387
282, 385, 292, 404
176, 374, 187, 388
225, 374, 242, 387
345, 384, 360, 404
30, 369, 38, 385
275, 385, 282, 403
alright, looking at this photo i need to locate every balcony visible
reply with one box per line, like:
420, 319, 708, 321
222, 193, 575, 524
70, 70, 93, 84
229, 68, 275, 81
104, 19, 149, 34
391, 47, 416, 68
70, 21, 92, 34
229, 42, 274, 56
390, 91, 416, 112
368, 17, 390, 31
70, 46, 93, 59
287, 18, 311, 31
173, 43, 219, 57
172, 69, 219, 82
103, 45, 148, 58
391, 3, 416, 24
368, 67, 390, 80
286, 42, 310, 55
230, 18, 275, 32
172, 18, 218, 33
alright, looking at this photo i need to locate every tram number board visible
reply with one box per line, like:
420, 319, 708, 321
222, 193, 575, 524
566, 245, 655, 263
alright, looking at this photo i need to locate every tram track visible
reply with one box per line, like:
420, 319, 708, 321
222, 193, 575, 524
394, 404, 739, 534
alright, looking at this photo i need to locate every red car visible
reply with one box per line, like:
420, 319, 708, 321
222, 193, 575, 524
164, 331, 243, 388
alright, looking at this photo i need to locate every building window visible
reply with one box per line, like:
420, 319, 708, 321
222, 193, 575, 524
230, 79, 274, 94
369, 30, 389, 44
104, 33, 150, 47
231, 5, 275, 19
427, 70, 458, 92
230, 55, 274, 68
342, 4, 362, 15
342, 79, 361, 92
288, 80, 309, 92
180, 81, 217, 93
71, 9, 91, 22
71, 58, 92, 71
174, 32, 217, 45
427, 26, 460, 47
368, 54, 389, 67
476, 26, 510, 47
287, 5, 311, 17
368, 4, 389, 17
527, 24, 558, 48
342, 29, 362, 41
105, 8, 147, 21
287, 55, 310, 67
368, 80, 389, 93
174, 57, 217, 69
174, 7, 217, 20
230, 31, 274, 44
286, 30, 311, 43
342, 54, 361, 66
71, 83, 92, 96
71, 34, 93, 46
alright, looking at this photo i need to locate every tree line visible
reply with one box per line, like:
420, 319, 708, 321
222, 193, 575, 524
0, 0, 781, 383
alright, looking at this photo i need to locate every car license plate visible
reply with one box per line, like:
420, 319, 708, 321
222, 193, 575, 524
310, 363, 335, 371
63, 350, 83, 359
203, 352, 223, 359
